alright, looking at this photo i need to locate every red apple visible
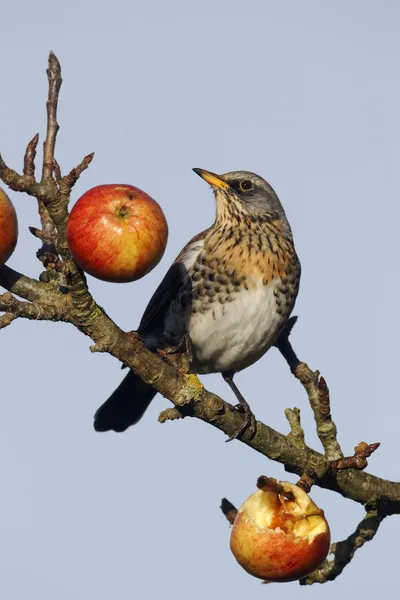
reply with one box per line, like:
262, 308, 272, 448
230, 478, 330, 582
0, 187, 18, 267
67, 184, 168, 283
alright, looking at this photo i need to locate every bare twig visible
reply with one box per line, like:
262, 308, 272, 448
0, 312, 17, 329
294, 363, 343, 461
0, 291, 67, 322
301, 508, 384, 584
0, 265, 62, 303
277, 318, 343, 460
53, 159, 62, 183
0, 154, 41, 196
158, 407, 185, 423
23, 133, 39, 178
276, 318, 343, 461
37, 202, 56, 243
42, 52, 62, 184
285, 407, 305, 447
329, 442, 380, 474
61, 152, 95, 192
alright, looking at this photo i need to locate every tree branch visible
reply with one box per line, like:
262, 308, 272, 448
0, 265, 62, 303
42, 52, 62, 185
23, 133, 39, 178
301, 508, 384, 584
0, 291, 68, 323
295, 363, 343, 461
285, 407, 305, 447
0, 312, 17, 329
276, 319, 343, 461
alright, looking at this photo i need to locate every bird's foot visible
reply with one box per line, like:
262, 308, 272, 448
169, 333, 193, 362
222, 371, 257, 442
226, 400, 257, 442
157, 334, 193, 374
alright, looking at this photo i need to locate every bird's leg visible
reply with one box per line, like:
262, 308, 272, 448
178, 333, 194, 373
222, 371, 257, 442
182, 333, 194, 365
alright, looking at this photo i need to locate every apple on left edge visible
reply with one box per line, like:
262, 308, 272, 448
0, 187, 18, 267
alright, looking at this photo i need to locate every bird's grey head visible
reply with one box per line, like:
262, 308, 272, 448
193, 168, 292, 236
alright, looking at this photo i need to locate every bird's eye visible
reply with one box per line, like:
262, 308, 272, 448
239, 179, 254, 191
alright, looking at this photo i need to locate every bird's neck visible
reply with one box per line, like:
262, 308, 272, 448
213, 210, 294, 246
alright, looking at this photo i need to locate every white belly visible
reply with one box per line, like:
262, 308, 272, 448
189, 281, 283, 374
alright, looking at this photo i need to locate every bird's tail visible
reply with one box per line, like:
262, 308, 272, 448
93, 371, 157, 432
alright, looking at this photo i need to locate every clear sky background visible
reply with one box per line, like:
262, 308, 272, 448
1, 1, 399, 597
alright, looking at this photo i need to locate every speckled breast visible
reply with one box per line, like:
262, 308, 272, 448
187, 218, 301, 373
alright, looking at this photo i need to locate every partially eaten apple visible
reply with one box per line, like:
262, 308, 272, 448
230, 478, 330, 582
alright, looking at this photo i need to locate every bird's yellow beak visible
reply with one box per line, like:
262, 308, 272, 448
192, 168, 230, 190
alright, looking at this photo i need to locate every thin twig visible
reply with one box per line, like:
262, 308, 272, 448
53, 159, 62, 183
0, 265, 62, 303
0, 154, 41, 196
42, 52, 62, 183
0, 291, 67, 322
329, 442, 380, 474
23, 133, 39, 178
0, 312, 17, 329
158, 407, 184, 423
285, 407, 305, 446
276, 317, 343, 461
61, 152, 95, 192
294, 362, 344, 461
37, 202, 57, 243
300, 509, 384, 584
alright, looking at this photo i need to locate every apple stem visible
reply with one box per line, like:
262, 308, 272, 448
257, 475, 300, 502
220, 498, 238, 525
118, 205, 130, 218
296, 473, 315, 494
257, 475, 277, 492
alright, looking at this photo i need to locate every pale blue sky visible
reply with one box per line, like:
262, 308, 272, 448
1, 1, 399, 597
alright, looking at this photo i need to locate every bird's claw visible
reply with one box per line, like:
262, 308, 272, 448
226, 403, 257, 442
157, 334, 194, 373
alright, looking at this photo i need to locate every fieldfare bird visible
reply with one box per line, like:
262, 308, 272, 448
94, 169, 301, 438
